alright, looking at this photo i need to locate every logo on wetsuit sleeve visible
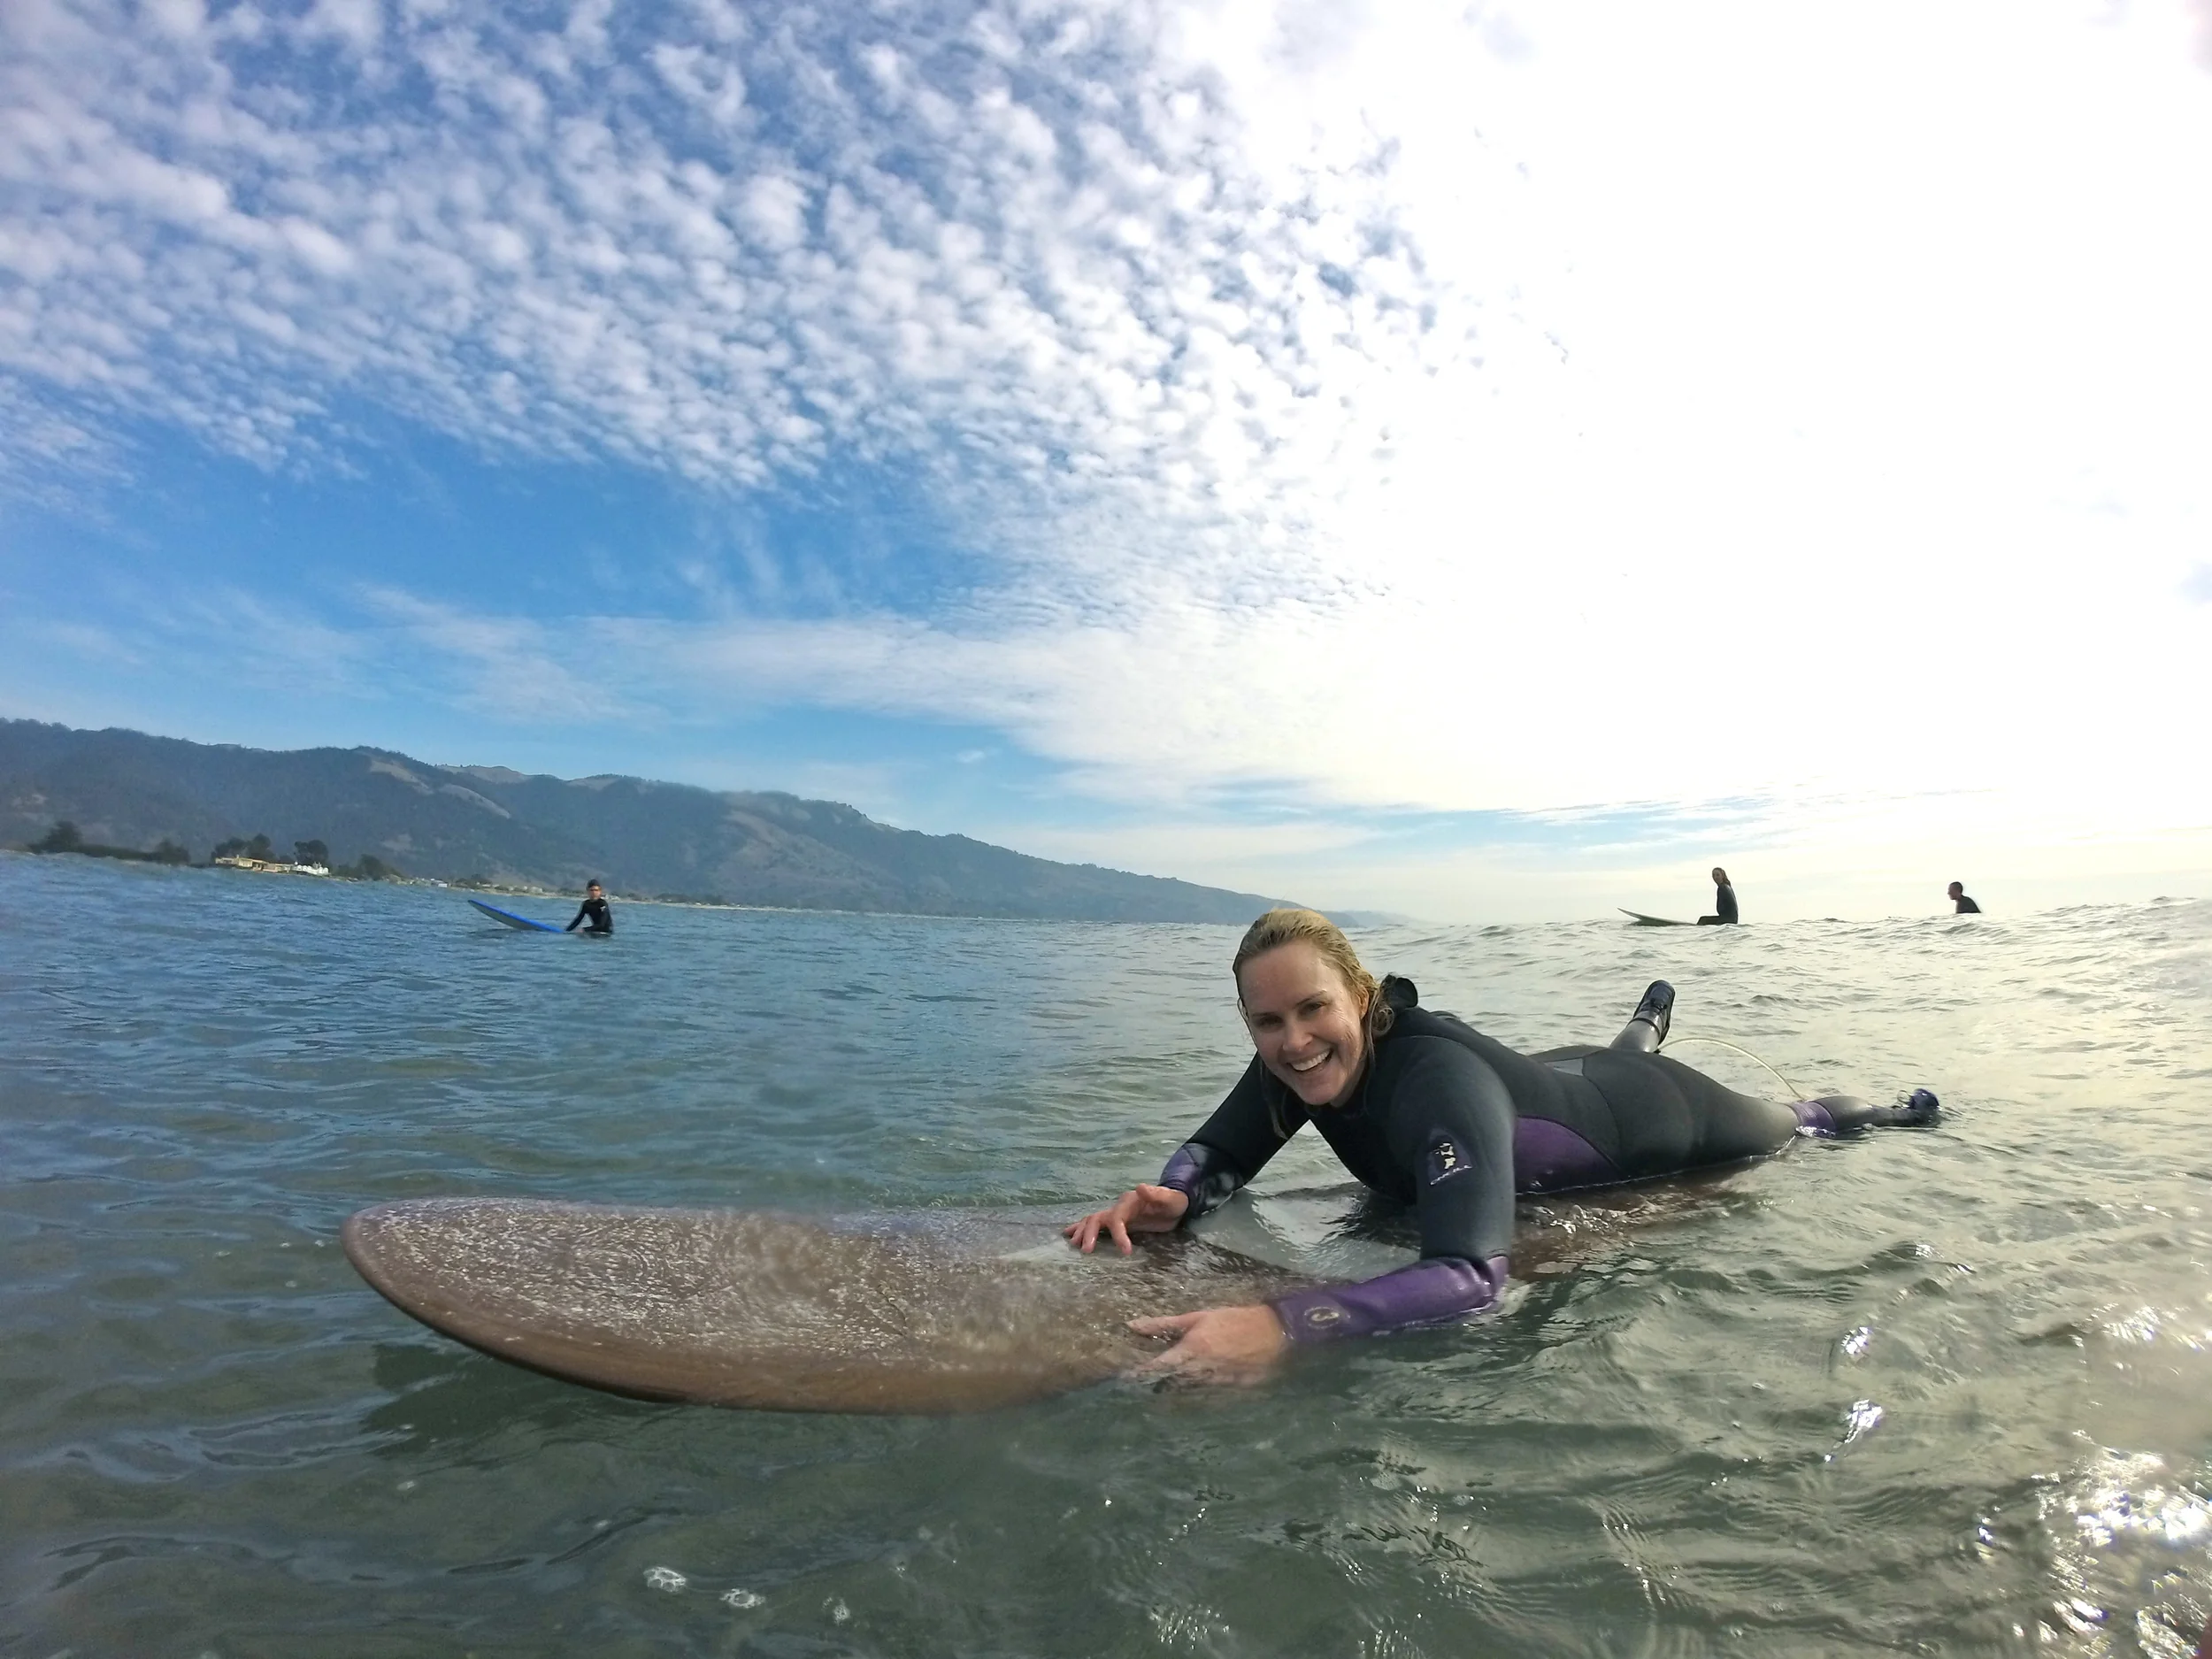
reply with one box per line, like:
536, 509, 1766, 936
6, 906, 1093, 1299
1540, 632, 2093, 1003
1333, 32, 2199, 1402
1425, 1135, 1471, 1186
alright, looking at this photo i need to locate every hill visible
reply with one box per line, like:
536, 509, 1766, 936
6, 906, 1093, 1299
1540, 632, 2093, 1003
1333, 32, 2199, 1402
0, 720, 1285, 923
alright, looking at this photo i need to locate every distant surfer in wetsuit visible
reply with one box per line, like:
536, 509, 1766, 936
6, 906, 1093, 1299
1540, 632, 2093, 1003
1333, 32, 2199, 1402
1947, 881, 1981, 915
1065, 908, 1936, 1383
565, 881, 614, 934
1699, 866, 1739, 926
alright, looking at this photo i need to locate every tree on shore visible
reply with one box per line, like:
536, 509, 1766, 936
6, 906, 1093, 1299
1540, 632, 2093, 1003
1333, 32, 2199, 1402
30, 821, 191, 864
295, 839, 329, 867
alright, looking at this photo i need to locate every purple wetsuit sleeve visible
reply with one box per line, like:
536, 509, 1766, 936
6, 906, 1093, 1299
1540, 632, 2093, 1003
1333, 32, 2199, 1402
1274, 1254, 1509, 1342
1156, 1056, 1307, 1220
1158, 1141, 1244, 1217
1272, 1038, 1520, 1342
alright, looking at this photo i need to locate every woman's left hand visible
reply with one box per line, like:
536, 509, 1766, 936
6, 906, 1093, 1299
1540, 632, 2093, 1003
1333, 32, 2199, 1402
1125, 1303, 1288, 1386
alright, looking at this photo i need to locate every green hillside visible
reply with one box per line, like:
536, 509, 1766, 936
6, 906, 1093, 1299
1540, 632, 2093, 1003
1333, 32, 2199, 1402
0, 720, 1284, 923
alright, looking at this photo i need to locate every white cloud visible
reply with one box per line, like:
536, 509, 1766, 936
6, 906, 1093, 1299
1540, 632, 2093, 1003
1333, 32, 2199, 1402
356, 588, 646, 725
2, 0, 1490, 561
4, 0, 2212, 872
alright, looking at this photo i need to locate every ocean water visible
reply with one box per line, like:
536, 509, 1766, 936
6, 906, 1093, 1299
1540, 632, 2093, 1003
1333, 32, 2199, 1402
4, 851, 2209, 1658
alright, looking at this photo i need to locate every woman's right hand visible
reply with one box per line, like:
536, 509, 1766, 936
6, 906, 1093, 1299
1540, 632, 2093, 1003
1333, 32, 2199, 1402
1064, 1184, 1190, 1255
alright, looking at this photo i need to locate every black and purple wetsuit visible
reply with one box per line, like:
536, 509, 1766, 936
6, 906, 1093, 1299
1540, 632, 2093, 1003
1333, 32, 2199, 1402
1157, 993, 1884, 1345
1700, 881, 1740, 926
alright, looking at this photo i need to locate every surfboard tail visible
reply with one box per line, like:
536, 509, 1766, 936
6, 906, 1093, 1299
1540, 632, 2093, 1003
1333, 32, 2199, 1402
468, 899, 563, 932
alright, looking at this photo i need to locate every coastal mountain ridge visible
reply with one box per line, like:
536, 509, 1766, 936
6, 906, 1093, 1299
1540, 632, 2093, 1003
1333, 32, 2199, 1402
0, 719, 1288, 924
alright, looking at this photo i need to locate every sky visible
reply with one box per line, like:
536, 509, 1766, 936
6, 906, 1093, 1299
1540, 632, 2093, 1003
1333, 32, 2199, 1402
3, 0, 2209, 922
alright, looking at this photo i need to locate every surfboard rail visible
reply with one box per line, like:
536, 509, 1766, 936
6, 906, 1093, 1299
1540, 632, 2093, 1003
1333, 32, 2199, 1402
467, 898, 565, 933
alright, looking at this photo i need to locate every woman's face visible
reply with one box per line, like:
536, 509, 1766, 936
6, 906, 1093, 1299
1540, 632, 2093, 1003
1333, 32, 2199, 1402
1238, 941, 1371, 1110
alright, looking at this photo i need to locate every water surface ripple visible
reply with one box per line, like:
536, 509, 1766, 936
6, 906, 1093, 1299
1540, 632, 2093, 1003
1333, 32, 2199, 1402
4, 855, 2209, 1655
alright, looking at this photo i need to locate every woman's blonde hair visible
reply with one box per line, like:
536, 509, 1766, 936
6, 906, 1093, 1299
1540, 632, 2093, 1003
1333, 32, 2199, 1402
1232, 908, 1394, 1038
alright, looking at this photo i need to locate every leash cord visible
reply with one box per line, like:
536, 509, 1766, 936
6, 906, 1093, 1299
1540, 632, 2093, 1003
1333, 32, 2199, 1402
1658, 1033, 1801, 1102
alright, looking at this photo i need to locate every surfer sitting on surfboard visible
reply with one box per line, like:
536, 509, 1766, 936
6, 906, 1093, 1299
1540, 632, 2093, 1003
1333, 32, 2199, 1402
1698, 866, 1738, 926
565, 881, 614, 935
1064, 908, 1937, 1384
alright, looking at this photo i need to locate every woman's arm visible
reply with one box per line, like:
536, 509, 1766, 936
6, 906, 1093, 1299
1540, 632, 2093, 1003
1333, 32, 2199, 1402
1270, 1041, 1518, 1341
1271, 1255, 1509, 1340
1064, 1055, 1302, 1253
1128, 1253, 1514, 1386
1129, 1042, 1519, 1376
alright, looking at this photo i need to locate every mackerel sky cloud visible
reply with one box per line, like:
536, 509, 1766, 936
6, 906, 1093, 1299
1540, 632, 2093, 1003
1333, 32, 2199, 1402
4, 0, 2210, 918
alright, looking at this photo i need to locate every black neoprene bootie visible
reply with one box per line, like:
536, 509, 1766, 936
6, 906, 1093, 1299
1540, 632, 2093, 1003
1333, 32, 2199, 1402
1630, 980, 1675, 1044
1893, 1087, 1939, 1125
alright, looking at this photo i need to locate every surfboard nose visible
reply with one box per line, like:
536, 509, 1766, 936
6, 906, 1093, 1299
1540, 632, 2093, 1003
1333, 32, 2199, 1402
339, 1197, 1323, 1415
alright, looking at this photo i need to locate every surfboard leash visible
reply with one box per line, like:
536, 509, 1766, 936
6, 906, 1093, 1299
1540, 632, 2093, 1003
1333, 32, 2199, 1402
1657, 1033, 1801, 1102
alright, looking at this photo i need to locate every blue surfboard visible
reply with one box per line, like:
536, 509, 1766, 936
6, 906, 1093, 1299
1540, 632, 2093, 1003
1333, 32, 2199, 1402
469, 898, 565, 933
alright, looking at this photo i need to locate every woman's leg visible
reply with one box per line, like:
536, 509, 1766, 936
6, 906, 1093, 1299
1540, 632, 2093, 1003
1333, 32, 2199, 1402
1794, 1091, 1940, 1132
1567, 983, 1941, 1183
1609, 980, 1674, 1053
1601, 980, 1938, 1146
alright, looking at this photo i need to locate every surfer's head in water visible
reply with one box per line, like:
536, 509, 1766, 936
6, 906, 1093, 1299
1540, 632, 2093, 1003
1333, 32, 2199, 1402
1232, 909, 1386, 1110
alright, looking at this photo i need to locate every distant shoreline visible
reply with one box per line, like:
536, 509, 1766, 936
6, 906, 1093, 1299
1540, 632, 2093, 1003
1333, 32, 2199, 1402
1, 848, 1279, 927
1, 717, 1288, 925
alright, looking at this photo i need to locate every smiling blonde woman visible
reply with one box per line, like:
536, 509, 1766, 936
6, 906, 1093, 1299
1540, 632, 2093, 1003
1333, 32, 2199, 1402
1065, 908, 1938, 1383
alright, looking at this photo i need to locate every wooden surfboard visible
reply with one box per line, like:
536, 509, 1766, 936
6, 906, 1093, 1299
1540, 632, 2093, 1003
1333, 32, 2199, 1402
343, 1199, 1322, 1415
342, 1184, 1731, 1414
